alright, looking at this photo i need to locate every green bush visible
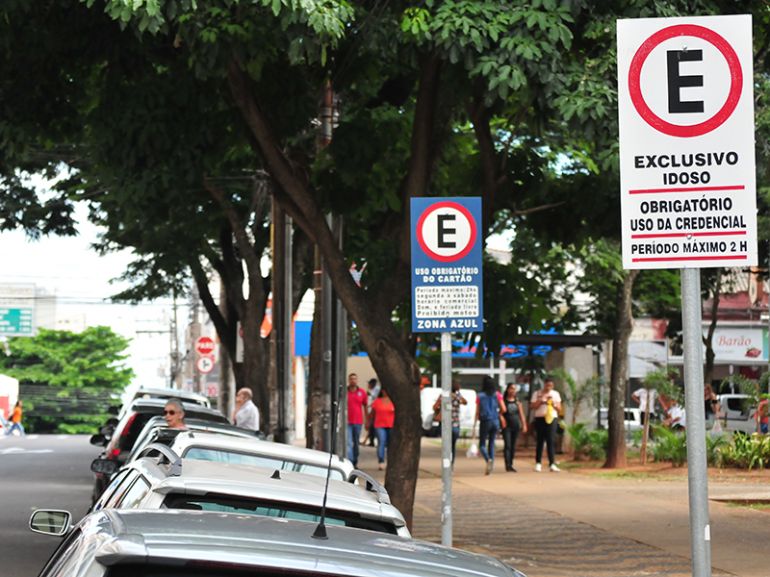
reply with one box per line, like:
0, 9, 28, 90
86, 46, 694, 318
651, 426, 687, 466
720, 432, 770, 470
567, 423, 608, 460
706, 432, 730, 467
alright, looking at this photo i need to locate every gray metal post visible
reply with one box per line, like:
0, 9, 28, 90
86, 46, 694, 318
440, 332, 453, 546
681, 268, 712, 577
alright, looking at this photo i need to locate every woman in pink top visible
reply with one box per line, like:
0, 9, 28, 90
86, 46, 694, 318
371, 389, 395, 470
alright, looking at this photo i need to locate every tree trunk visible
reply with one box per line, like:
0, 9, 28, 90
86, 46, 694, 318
604, 269, 638, 469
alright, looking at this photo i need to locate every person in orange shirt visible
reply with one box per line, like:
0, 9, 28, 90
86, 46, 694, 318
370, 389, 395, 471
7, 400, 24, 436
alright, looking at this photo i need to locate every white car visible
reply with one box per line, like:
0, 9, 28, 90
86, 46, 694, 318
121, 429, 356, 482
91, 447, 409, 537
717, 394, 758, 434
599, 407, 644, 432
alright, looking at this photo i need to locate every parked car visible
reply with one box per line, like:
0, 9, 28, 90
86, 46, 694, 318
90, 416, 262, 476
717, 393, 757, 434
99, 388, 214, 443
420, 387, 477, 437
91, 447, 408, 536
89, 398, 228, 502
598, 407, 644, 432
29, 509, 527, 577
119, 387, 210, 416
117, 428, 355, 482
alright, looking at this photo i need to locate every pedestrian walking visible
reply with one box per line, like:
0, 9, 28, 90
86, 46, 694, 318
346, 373, 368, 467
475, 376, 506, 475
756, 398, 769, 434
370, 389, 395, 470
364, 378, 380, 447
532, 377, 561, 472
502, 383, 527, 472
432, 380, 468, 464
233, 387, 260, 432
6, 400, 25, 436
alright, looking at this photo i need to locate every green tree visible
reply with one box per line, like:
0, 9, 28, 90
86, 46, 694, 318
0, 327, 134, 433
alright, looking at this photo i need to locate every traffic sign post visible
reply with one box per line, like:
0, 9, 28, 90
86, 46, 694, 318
618, 15, 755, 577
411, 197, 483, 548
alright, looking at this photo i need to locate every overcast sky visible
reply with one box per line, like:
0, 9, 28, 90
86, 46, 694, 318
0, 203, 179, 390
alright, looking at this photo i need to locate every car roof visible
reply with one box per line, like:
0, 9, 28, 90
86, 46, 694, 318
128, 419, 260, 460
134, 458, 399, 525
83, 510, 522, 577
163, 431, 354, 477
126, 398, 227, 420
132, 387, 210, 404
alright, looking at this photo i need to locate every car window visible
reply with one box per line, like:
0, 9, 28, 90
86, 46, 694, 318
162, 494, 397, 535
116, 476, 151, 509
182, 447, 345, 481
93, 469, 132, 512
119, 414, 153, 451
104, 470, 142, 509
39, 529, 84, 577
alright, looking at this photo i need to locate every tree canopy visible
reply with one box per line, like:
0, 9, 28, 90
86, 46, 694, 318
0, 326, 134, 433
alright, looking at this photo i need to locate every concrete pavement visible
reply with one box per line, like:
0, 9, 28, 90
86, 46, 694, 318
358, 437, 770, 577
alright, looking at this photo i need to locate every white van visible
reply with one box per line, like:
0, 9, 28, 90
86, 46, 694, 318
420, 388, 477, 437
717, 394, 757, 434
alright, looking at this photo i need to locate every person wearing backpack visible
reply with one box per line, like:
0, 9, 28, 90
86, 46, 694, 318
531, 377, 562, 472
475, 376, 506, 475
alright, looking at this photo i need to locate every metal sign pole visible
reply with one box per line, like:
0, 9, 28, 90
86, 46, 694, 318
440, 332, 453, 546
681, 268, 712, 577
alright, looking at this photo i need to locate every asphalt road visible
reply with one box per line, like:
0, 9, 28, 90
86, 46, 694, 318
0, 434, 96, 577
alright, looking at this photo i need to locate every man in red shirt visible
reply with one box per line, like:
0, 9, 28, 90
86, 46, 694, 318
346, 373, 368, 467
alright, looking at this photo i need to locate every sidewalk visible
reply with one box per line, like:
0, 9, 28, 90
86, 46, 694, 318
356, 437, 770, 577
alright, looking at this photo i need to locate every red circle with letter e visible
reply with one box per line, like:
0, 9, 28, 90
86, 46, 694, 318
416, 201, 478, 263
628, 24, 742, 137
195, 336, 216, 356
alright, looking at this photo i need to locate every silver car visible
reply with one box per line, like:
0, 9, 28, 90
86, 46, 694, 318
30, 509, 527, 577
91, 447, 407, 536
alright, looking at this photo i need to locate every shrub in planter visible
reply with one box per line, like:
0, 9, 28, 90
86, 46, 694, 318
651, 426, 687, 466
720, 432, 770, 470
567, 423, 608, 460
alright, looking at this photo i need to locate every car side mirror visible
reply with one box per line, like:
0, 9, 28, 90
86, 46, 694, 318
89, 434, 108, 447
29, 510, 71, 536
90, 458, 119, 476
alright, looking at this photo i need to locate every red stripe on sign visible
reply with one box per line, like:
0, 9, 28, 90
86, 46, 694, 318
632, 255, 748, 263
629, 185, 745, 195
631, 231, 747, 239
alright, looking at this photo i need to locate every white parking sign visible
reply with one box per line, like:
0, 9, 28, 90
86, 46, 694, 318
617, 15, 757, 269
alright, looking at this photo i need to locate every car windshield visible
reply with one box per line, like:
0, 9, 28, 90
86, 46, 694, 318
182, 447, 346, 481
162, 493, 397, 534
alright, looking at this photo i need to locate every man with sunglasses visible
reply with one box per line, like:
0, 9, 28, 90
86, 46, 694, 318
163, 399, 187, 430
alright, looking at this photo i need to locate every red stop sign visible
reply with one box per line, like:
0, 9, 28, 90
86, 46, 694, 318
195, 336, 216, 356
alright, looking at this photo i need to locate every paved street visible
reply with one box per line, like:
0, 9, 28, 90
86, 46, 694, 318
0, 434, 95, 577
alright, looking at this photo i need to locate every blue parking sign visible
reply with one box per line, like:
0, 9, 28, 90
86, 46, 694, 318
411, 197, 483, 333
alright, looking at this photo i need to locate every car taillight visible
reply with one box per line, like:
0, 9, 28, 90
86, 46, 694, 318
110, 448, 121, 458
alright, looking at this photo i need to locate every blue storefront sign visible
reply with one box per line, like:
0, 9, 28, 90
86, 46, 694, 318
411, 197, 483, 333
